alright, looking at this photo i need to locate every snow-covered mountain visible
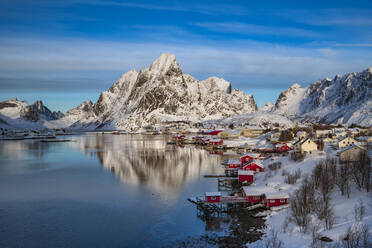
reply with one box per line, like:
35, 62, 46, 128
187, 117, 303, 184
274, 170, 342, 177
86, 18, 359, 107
0, 98, 64, 129
274, 67, 372, 126
63, 53, 258, 130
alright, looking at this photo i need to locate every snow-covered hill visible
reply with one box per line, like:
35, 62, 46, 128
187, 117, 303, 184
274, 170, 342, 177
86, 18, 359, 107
0, 98, 64, 129
274, 68, 372, 126
63, 53, 258, 130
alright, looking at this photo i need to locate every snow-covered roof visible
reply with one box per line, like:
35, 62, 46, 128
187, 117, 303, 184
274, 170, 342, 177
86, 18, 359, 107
240, 153, 260, 158
227, 159, 241, 164
266, 193, 289, 199
339, 144, 367, 153
205, 192, 221, 197
247, 161, 264, 168
242, 186, 275, 196
238, 170, 254, 175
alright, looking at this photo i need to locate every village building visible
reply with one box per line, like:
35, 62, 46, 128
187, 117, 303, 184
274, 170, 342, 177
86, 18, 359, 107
265, 193, 289, 207
208, 138, 223, 146
226, 159, 241, 169
293, 136, 318, 154
217, 129, 241, 139
240, 153, 261, 164
338, 144, 368, 163
315, 129, 333, 139
275, 143, 291, 152
241, 186, 275, 204
240, 126, 265, 138
205, 192, 221, 203
243, 161, 264, 173
338, 136, 359, 149
238, 170, 254, 183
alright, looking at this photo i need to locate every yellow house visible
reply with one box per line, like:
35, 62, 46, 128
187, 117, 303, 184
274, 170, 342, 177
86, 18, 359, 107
217, 129, 241, 139
294, 137, 318, 154
315, 130, 332, 139
240, 127, 264, 138
338, 136, 359, 149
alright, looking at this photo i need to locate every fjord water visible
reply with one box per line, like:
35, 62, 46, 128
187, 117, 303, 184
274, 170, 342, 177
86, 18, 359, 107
0, 134, 233, 248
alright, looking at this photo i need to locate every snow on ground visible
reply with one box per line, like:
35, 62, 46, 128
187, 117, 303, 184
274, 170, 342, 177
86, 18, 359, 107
242, 140, 372, 247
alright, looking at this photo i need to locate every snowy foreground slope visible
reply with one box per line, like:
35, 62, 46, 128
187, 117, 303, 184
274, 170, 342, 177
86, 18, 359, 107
274, 67, 372, 126
243, 142, 372, 248
62, 53, 258, 130
0, 98, 64, 129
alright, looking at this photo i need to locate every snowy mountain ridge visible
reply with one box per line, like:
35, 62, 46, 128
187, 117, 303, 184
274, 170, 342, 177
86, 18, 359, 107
0, 98, 64, 129
62, 53, 258, 130
273, 67, 372, 126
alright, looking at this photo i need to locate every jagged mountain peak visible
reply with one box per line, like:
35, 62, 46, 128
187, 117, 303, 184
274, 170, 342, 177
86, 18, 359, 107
289, 82, 303, 89
149, 53, 181, 76
202, 76, 232, 94
65, 53, 258, 130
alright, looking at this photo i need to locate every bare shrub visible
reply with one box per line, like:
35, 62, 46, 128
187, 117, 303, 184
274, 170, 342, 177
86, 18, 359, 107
281, 169, 289, 176
334, 163, 351, 198
341, 223, 370, 248
284, 169, 302, 184
268, 162, 282, 171
353, 199, 365, 222
349, 152, 371, 192
289, 176, 315, 232
290, 152, 305, 162
264, 229, 283, 248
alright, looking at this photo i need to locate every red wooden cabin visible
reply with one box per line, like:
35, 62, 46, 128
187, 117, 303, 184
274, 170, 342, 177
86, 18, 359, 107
277, 143, 291, 152
240, 153, 261, 164
207, 130, 224, 136
243, 161, 264, 173
238, 170, 254, 183
265, 193, 289, 207
205, 192, 221, 203
241, 187, 265, 203
227, 159, 241, 169
209, 139, 223, 146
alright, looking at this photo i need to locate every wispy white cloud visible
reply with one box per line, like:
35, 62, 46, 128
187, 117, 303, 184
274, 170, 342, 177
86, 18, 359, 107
193, 22, 323, 38
276, 8, 372, 27
334, 43, 372, 47
0, 36, 370, 80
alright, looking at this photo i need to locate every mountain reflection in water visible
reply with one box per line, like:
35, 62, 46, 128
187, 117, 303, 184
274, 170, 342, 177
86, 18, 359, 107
71, 134, 224, 196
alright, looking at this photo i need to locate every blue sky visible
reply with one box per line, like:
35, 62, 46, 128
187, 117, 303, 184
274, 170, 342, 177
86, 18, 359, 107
1, 0, 372, 112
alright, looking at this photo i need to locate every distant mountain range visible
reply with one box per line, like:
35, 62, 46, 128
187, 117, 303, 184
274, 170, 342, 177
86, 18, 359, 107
273, 67, 372, 126
0, 98, 64, 129
1, 54, 371, 130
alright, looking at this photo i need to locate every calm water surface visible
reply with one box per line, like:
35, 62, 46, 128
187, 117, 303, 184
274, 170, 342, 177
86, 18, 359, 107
0, 134, 262, 248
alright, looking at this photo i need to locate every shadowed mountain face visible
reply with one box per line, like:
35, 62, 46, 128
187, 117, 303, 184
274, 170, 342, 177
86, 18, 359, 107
71, 134, 224, 196
64, 53, 257, 130
274, 67, 372, 126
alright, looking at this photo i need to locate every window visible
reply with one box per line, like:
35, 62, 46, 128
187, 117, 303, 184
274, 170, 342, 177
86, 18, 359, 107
211, 196, 216, 200
280, 199, 285, 203
270, 200, 275, 203
254, 196, 260, 200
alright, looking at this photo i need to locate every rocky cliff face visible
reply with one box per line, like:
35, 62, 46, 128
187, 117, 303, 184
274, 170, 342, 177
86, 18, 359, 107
20, 100, 64, 121
65, 53, 258, 130
274, 67, 372, 126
